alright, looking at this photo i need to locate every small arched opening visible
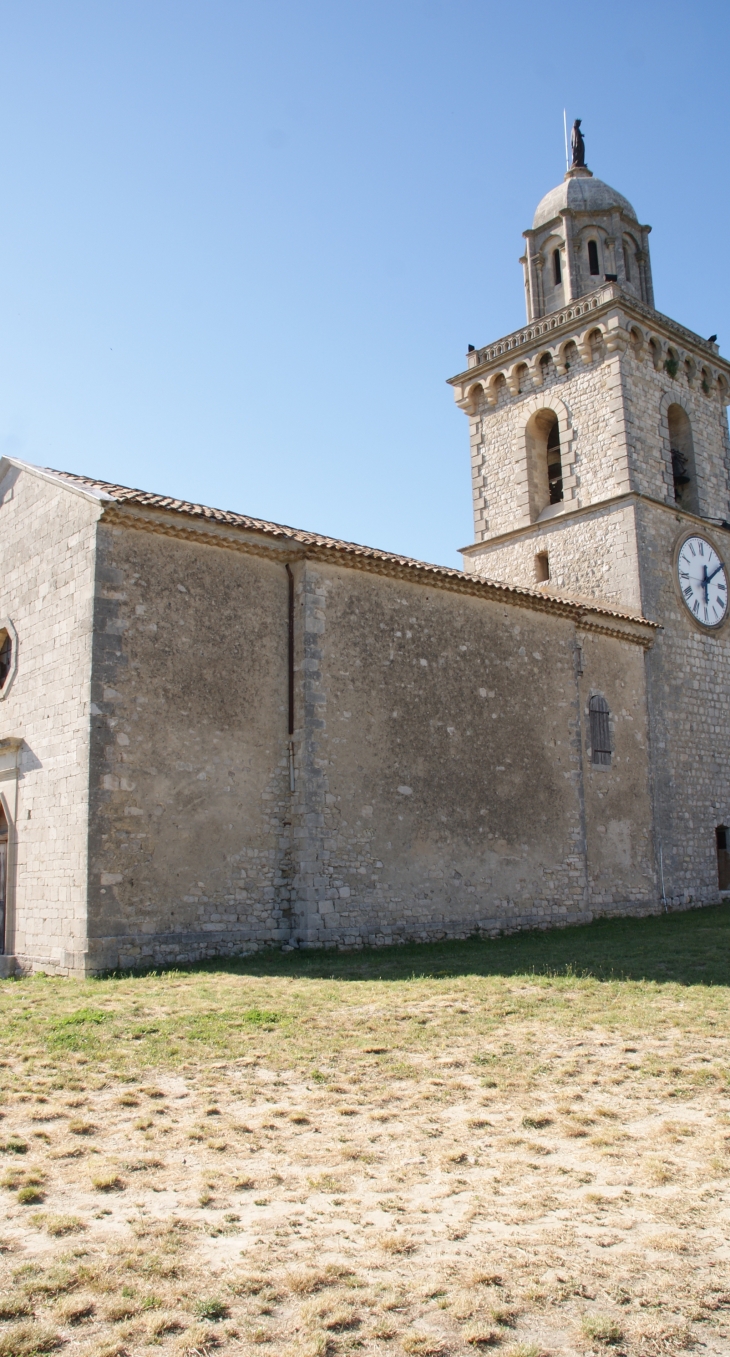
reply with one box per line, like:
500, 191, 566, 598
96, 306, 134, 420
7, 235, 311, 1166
667, 404, 699, 513
587, 328, 604, 363
525, 409, 563, 520
588, 240, 600, 276
515, 362, 529, 395
562, 340, 579, 372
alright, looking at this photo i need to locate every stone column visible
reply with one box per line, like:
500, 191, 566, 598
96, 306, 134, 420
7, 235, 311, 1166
522, 230, 541, 321
640, 227, 655, 308
561, 211, 579, 302
612, 211, 627, 285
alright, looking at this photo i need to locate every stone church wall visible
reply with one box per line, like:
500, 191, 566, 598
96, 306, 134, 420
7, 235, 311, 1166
287, 560, 656, 949
466, 501, 642, 610
86, 522, 292, 972
464, 327, 730, 615
576, 626, 655, 909
621, 348, 730, 518
289, 560, 587, 946
468, 347, 629, 546
74, 523, 659, 971
636, 502, 730, 905
0, 465, 100, 974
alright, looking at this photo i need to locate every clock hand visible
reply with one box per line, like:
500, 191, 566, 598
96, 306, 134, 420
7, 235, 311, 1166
706, 561, 725, 584
702, 564, 709, 605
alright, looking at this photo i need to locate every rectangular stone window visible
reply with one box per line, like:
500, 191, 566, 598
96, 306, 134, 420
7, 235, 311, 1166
535, 552, 550, 583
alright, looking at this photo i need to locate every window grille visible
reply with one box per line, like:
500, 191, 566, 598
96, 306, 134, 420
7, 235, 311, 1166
589, 694, 611, 765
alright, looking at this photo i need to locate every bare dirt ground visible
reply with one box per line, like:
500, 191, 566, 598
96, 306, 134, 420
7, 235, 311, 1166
1, 909, 730, 1357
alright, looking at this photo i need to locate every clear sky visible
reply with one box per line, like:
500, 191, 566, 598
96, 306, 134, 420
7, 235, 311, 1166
0, 1, 727, 567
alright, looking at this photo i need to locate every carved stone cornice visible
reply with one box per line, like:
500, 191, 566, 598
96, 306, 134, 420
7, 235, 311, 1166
447, 285, 729, 396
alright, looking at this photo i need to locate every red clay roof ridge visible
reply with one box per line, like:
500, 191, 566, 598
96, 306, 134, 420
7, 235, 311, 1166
44, 466, 659, 630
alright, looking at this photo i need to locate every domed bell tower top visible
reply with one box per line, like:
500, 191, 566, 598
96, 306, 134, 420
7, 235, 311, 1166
520, 121, 654, 321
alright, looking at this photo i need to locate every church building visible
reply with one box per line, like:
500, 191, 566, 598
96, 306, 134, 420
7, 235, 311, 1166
1, 134, 729, 976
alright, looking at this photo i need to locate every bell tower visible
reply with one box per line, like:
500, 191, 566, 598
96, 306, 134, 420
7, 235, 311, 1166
521, 160, 654, 322
448, 124, 730, 909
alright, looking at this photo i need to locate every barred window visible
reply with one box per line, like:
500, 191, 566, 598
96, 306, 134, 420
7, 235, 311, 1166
589, 694, 611, 766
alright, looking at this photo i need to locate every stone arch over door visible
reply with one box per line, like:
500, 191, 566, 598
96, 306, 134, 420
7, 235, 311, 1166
515, 393, 574, 524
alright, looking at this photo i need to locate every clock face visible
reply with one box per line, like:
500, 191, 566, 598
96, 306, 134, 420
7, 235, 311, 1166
677, 535, 729, 627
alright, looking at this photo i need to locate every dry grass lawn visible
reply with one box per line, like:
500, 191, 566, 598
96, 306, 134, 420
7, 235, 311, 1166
1, 906, 730, 1357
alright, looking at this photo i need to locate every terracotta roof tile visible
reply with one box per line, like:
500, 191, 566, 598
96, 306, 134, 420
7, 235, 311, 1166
45, 466, 658, 631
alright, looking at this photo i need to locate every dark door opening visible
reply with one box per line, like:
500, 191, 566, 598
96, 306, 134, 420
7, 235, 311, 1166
0, 805, 7, 954
716, 825, 730, 891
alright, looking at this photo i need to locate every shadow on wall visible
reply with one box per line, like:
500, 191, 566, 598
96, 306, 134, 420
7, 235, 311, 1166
96, 903, 730, 988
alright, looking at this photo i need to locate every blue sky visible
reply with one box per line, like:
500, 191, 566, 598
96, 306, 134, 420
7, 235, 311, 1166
0, 1, 727, 566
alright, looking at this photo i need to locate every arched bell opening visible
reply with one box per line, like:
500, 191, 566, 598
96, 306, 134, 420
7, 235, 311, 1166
526, 409, 563, 521
667, 404, 699, 514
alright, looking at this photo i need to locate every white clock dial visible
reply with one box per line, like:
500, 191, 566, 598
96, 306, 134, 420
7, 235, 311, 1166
677, 535, 728, 627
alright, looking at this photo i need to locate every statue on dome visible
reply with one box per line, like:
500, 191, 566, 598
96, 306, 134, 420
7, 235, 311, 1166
571, 119, 586, 169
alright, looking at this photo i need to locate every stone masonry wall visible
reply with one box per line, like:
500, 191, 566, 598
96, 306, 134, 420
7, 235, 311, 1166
465, 501, 642, 610
621, 346, 730, 516
464, 326, 730, 614
78, 524, 659, 966
467, 346, 628, 545
577, 627, 655, 909
637, 501, 730, 905
86, 521, 292, 972
0, 464, 100, 975
287, 560, 655, 948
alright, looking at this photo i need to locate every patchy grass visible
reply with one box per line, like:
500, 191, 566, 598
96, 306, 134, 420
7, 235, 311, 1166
0, 905, 729, 1355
